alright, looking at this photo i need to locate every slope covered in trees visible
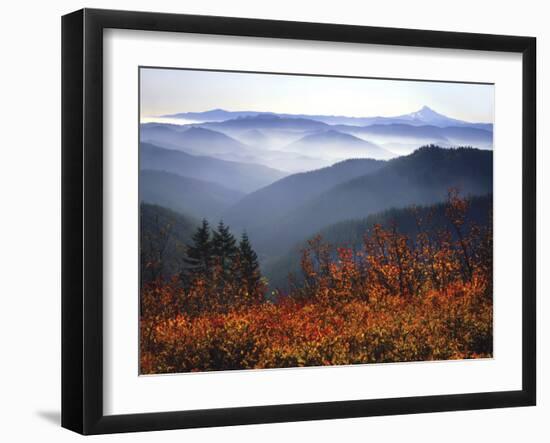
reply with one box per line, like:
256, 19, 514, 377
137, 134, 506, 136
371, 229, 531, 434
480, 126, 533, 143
264, 194, 492, 290
223, 157, 385, 230
140, 203, 199, 285
140, 169, 245, 220
140, 142, 286, 193
252, 146, 492, 256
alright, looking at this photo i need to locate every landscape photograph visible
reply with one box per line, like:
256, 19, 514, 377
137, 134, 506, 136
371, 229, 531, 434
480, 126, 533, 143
139, 67, 494, 374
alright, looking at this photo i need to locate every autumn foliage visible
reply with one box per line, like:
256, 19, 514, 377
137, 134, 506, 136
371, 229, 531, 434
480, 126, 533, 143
140, 190, 493, 374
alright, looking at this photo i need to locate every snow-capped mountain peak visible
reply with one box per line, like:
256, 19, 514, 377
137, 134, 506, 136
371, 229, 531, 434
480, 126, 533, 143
397, 106, 457, 125
410, 106, 442, 119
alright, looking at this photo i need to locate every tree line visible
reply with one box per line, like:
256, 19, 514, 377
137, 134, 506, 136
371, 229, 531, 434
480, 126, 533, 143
183, 219, 263, 295
141, 217, 265, 317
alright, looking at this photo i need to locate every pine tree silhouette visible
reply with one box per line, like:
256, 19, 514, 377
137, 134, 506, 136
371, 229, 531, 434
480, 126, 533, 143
238, 231, 262, 298
183, 219, 212, 279
212, 221, 238, 274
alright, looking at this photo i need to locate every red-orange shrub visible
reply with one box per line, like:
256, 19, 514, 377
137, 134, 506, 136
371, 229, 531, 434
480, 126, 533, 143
140, 192, 493, 374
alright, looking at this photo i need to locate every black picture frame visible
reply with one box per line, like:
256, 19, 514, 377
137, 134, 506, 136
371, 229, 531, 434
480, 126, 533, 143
62, 8, 536, 435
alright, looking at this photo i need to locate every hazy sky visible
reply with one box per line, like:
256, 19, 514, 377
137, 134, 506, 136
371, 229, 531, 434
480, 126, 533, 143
140, 67, 494, 123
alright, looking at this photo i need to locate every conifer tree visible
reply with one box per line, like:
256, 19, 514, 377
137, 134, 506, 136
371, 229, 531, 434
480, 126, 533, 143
238, 231, 262, 299
212, 221, 238, 274
183, 219, 212, 280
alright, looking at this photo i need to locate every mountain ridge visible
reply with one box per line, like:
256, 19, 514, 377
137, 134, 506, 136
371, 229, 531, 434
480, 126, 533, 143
140, 142, 287, 193
160, 106, 493, 130
223, 157, 386, 232
264, 193, 493, 290
243, 146, 493, 256
140, 169, 245, 220
284, 130, 393, 160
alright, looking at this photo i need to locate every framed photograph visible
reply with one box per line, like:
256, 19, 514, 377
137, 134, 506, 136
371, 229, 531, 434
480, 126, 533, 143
62, 8, 536, 434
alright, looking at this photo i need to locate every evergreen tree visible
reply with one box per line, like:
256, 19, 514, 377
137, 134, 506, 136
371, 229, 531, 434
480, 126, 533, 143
238, 231, 262, 299
183, 219, 212, 280
212, 221, 238, 274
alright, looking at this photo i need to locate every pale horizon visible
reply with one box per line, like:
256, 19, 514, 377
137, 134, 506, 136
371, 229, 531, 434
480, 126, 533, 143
140, 68, 495, 124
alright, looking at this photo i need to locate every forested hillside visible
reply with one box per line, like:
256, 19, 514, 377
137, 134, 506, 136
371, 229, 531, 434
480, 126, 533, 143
264, 194, 492, 290
140, 142, 286, 193
140, 170, 244, 219
223, 157, 385, 230
140, 204, 199, 285
246, 146, 493, 257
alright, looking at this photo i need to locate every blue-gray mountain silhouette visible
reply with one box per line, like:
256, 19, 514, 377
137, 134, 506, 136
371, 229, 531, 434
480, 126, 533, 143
163, 106, 492, 130
238, 146, 493, 256
140, 142, 286, 193
141, 124, 248, 156
140, 169, 244, 220
284, 130, 392, 160
223, 157, 386, 231
264, 194, 493, 290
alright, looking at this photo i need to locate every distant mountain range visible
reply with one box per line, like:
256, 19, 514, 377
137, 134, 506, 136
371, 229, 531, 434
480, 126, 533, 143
284, 130, 393, 160
202, 114, 329, 132
141, 124, 331, 172
142, 106, 492, 172
140, 170, 245, 220
336, 123, 493, 153
141, 125, 252, 157
140, 142, 286, 193
162, 106, 493, 130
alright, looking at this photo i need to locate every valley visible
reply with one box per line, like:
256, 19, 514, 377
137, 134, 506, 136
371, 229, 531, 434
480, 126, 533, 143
139, 106, 493, 293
